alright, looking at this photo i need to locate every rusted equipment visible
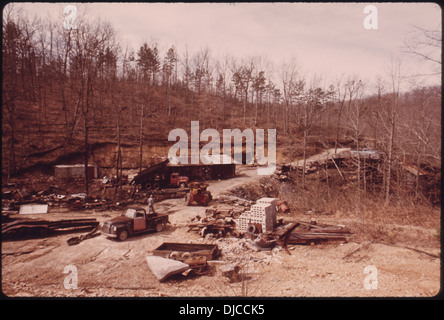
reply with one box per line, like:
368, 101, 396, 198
205, 206, 244, 219
276, 200, 290, 213
150, 188, 188, 201
184, 256, 209, 275
185, 182, 212, 206
130, 160, 169, 189
254, 233, 278, 250
2, 218, 99, 240
153, 242, 220, 261
130, 160, 192, 191
188, 218, 237, 238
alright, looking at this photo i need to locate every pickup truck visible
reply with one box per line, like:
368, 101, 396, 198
100, 207, 169, 241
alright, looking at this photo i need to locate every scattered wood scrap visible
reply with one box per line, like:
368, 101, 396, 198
275, 220, 352, 252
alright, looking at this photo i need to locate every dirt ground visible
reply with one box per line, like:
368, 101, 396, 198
1, 167, 441, 298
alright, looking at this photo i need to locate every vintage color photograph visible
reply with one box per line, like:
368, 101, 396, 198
1, 2, 441, 299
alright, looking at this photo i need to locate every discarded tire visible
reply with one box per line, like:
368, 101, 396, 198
247, 224, 257, 234
169, 251, 180, 260
181, 252, 192, 259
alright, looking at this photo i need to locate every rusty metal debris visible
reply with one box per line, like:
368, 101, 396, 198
151, 242, 221, 278
2, 218, 99, 240
183, 256, 209, 275
67, 227, 101, 246
205, 206, 245, 219
188, 216, 238, 238
153, 242, 221, 261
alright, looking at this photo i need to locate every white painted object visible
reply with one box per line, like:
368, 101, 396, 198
19, 204, 48, 214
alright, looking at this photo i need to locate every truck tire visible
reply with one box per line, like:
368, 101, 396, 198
118, 230, 129, 241
231, 211, 241, 219
153, 183, 160, 190
145, 182, 152, 190
170, 251, 180, 260
182, 252, 192, 259
247, 224, 257, 234
155, 222, 165, 232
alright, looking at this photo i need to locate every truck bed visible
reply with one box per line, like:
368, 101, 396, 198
152, 242, 220, 261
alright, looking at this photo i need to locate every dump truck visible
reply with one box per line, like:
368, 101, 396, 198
100, 207, 169, 241
130, 160, 189, 190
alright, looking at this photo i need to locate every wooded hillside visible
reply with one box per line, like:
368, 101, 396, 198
2, 5, 441, 206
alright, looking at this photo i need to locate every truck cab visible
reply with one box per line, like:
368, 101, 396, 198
100, 207, 169, 241
170, 173, 189, 188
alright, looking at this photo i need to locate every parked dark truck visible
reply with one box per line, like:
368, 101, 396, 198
169, 172, 189, 188
100, 207, 169, 241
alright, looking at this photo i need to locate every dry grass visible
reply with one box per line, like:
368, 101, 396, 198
268, 170, 441, 247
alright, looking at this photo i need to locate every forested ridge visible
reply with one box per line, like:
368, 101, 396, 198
2, 5, 441, 206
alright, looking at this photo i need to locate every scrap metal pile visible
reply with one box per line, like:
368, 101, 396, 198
2, 217, 99, 240
187, 197, 353, 251
152, 209, 352, 283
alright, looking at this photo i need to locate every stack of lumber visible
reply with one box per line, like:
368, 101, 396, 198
276, 220, 352, 245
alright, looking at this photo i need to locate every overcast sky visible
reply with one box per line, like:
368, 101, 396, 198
11, 2, 442, 88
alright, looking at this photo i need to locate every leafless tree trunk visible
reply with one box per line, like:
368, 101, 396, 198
384, 58, 403, 206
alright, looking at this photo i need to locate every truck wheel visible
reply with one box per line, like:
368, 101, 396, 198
153, 183, 160, 190
155, 222, 165, 232
118, 230, 128, 241
145, 182, 152, 190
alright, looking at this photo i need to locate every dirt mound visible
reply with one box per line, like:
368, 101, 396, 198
229, 177, 280, 201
